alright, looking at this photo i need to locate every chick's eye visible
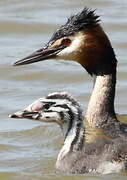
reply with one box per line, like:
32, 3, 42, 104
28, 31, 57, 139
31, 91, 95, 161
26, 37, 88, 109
62, 38, 71, 46
43, 103, 50, 109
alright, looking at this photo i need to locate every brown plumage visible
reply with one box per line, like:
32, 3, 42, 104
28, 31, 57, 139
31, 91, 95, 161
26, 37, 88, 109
12, 8, 127, 174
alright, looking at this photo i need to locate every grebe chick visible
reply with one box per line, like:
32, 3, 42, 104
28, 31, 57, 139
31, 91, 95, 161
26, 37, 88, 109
13, 8, 127, 173
9, 92, 127, 174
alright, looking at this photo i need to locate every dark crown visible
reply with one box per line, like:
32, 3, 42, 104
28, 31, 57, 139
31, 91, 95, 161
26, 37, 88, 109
49, 7, 100, 44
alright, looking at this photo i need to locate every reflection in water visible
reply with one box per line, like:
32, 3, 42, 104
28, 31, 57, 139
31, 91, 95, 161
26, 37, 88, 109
0, 0, 127, 179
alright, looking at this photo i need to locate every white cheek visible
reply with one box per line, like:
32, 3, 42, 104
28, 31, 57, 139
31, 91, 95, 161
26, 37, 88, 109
39, 112, 60, 122
57, 37, 83, 60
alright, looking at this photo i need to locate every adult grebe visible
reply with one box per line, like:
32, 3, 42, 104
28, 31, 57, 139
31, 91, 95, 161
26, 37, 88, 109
13, 8, 127, 173
9, 92, 126, 174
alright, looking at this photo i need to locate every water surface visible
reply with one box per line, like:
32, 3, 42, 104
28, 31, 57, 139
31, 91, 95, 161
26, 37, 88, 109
0, 0, 127, 179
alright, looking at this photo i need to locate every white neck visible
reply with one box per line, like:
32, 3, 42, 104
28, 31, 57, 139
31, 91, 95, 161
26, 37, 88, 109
56, 118, 84, 165
86, 71, 117, 128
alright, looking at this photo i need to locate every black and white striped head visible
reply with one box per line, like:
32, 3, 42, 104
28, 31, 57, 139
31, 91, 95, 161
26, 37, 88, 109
9, 92, 83, 130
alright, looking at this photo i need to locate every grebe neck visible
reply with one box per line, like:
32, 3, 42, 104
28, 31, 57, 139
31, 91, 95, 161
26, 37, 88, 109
85, 68, 119, 136
57, 110, 84, 163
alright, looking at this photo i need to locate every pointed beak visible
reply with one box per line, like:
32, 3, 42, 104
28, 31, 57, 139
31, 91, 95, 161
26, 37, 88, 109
9, 110, 62, 126
13, 44, 66, 66
9, 111, 39, 120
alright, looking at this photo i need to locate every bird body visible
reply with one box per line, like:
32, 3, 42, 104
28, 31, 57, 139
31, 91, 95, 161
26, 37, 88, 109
10, 92, 127, 174
11, 8, 127, 174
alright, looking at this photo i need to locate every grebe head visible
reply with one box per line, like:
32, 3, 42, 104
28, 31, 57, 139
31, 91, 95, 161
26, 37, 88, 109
14, 7, 116, 75
9, 92, 82, 133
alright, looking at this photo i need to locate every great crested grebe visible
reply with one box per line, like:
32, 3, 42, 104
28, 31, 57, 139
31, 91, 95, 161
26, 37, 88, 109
12, 8, 127, 173
9, 92, 126, 174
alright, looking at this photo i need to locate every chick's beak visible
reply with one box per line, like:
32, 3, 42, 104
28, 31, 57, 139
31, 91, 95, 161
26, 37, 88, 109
9, 110, 39, 119
13, 43, 66, 66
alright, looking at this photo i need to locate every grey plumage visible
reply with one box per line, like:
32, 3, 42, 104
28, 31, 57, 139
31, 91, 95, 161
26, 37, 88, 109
10, 92, 127, 174
11, 6, 127, 175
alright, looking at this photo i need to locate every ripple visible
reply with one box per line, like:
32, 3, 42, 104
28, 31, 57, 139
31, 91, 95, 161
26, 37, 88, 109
0, 0, 127, 179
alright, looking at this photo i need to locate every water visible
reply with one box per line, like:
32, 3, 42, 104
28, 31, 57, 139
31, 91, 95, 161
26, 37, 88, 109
0, 0, 127, 179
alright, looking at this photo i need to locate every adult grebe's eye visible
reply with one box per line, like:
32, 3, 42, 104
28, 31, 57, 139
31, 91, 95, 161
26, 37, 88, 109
62, 38, 71, 46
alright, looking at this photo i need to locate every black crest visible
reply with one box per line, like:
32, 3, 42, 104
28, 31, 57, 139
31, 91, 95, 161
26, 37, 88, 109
48, 7, 100, 45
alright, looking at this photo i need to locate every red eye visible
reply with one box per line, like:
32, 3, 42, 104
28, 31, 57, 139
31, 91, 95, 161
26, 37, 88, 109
62, 38, 71, 46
